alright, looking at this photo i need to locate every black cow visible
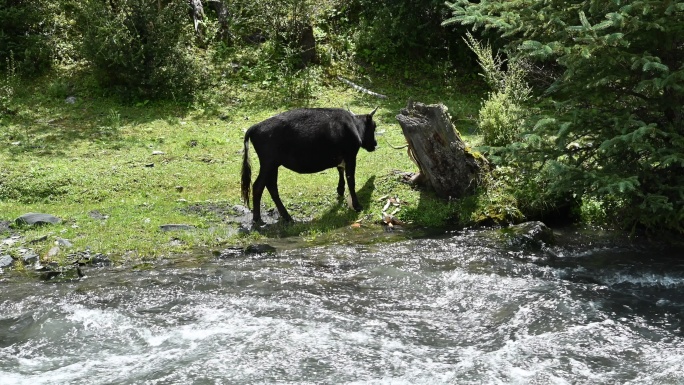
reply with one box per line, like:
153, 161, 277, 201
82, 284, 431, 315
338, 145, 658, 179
241, 107, 378, 224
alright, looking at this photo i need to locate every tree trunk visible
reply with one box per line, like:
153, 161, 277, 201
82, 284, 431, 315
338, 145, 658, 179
395, 100, 488, 199
207, 0, 230, 42
188, 0, 205, 40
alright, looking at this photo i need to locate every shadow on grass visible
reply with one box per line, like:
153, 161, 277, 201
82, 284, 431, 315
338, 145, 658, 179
258, 176, 376, 238
2, 97, 193, 159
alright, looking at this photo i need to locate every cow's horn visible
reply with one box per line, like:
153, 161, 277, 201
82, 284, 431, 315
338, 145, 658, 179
347, 105, 355, 115
370, 107, 379, 117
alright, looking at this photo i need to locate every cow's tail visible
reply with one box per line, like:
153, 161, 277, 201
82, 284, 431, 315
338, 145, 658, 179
241, 129, 252, 209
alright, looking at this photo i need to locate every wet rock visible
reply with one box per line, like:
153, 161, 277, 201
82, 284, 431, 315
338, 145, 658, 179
15, 213, 61, 226
217, 246, 244, 259
159, 224, 195, 232
217, 243, 276, 259
245, 243, 276, 255
0, 255, 14, 268
69, 250, 111, 267
39, 265, 83, 281
502, 221, 555, 250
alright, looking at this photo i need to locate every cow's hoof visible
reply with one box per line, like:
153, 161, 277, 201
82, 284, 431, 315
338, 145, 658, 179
353, 205, 363, 212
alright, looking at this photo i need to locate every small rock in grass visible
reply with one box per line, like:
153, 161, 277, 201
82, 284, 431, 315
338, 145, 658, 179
15, 213, 62, 226
56, 238, 73, 248
47, 246, 61, 258
88, 210, 109, 220
0, 255, 14, 268
22, 251, 39, 264
159, 224, 195, 232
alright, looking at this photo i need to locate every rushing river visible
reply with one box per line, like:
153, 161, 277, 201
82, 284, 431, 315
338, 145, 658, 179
1, 226, 683, 384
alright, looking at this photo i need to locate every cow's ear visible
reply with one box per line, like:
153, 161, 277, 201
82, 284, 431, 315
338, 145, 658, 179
369, 107, 379, 118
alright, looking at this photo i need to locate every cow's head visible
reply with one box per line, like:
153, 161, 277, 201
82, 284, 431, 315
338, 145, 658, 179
361, 107, 379, 152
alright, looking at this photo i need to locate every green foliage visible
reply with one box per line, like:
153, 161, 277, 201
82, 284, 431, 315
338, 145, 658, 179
446, 0, 684, 233
464, 32, 532, 147
0, 0, 77, 75
478, 91, 525, 147
0, 0, 52, 74
76, 0, 205, 100
0, 52, 17, 114
343, 0, 475, 74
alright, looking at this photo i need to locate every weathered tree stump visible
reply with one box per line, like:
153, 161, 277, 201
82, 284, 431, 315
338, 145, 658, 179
395, 100, 488, 199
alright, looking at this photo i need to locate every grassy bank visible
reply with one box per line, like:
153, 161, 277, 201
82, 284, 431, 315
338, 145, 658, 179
1, 72, 486, 264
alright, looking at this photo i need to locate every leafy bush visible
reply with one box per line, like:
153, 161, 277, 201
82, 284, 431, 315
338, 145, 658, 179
478, 91, 525, 147
465, 33, 531, 147
0, 52, 17, 114
351, 0, 473, 73
0, 0, 77, 75
445, 0, 684, 233
77, 0, 204, 100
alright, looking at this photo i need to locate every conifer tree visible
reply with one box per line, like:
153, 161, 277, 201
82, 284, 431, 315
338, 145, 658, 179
445, 1, 684, 232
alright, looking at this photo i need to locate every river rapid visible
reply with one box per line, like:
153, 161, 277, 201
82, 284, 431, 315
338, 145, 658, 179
1, 226, 683, 384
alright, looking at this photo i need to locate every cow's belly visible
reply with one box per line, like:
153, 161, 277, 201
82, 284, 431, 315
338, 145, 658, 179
281, 152, 343, 174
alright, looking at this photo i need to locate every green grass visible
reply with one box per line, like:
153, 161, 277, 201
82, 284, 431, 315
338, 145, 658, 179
0, 70, 486, 264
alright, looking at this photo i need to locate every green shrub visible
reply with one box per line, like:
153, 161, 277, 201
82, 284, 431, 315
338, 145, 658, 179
77, 0, 204, 101
478, 91, 525, 147
465, 32, 531, 147
0, 52, 17, 114
446, 0, 684, 233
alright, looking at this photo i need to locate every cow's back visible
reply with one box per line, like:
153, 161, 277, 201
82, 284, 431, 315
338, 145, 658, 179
247, 108, 360, 173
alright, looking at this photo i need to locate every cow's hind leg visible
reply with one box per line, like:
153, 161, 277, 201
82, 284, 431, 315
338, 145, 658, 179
336, 166, 345, 197
266, 167, 293, 223
251, 168, 268, 224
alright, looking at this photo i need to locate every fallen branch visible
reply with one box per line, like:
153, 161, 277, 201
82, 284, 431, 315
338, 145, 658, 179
384, 136, 409, 150
337, 76, 388, 99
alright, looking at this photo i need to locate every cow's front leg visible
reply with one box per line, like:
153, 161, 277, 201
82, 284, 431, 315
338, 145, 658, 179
344, 159, 363, 212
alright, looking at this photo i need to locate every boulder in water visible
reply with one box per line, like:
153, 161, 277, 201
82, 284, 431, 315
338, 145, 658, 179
502, 221, 555, 249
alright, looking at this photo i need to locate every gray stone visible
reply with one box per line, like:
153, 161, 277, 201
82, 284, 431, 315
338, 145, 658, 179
47, 247, 61, 258
15, 213, 61, 226
0, 255, 14, 268
22, 250, 39, 264
88, 210, 109, 220
56, 238, 73, 248
159, 224, 195, 232
29, 235, 49, 244
0, 220, 11, 233
65, 96, 77, 104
